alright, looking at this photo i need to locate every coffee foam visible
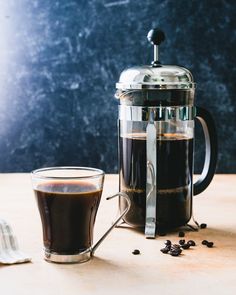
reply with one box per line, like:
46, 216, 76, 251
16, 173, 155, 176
36, 181, 100, 195
121, 133, 192, 140
122, 185, 190, 194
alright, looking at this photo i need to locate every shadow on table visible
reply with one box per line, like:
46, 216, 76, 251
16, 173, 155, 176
57, 255, 130, 277
115, 222, 236, 244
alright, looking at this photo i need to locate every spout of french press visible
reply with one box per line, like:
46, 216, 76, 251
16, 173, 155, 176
147, 28, 165, 67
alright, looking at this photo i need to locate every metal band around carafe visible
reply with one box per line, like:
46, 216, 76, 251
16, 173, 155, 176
145, 108, 157, 238
119, 105, 196, 121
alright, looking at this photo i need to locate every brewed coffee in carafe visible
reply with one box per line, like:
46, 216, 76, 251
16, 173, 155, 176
120, 132, 193, 228
116, 29, 217, 238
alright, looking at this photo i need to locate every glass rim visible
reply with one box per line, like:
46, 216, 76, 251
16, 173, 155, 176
31, 166, 105, 180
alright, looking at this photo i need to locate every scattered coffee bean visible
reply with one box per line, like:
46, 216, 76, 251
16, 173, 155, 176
206, 242, 214, 248
132, 249, 140, 255
160, 234, 214, 257
165, 240, 172, 246
187, 240, 196, 246
170, 249, 182, 256
202, 240, 208, 245
178, 231, 185, 237
201, 240, 214, 248
170, 252, 179, 257
179, 239, 185, 245
166, 244, 172, 250
200, 223, 207, 229
160, 247, 169, 254
171, 244, 181, 249
181, 243, 190, 250
160, 240, 183, 257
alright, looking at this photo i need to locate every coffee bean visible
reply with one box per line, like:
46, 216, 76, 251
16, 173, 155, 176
170, 251, 181, 256
206, 242, 214, 248
179, 239, 185, 245
170, 252, 179, 256
187, 240, 196, 246
178, 248, 182, 254
181, 243, 190, 250
174, 248, 182, 254
171, 244, 181, 249
200, 223, 207, 229
165, 244, 171, 251
202, 240, 208, 245
165, 240, 171, 246
178, 231, 185, 237
132, 249, 140, 255
160, 247, 169, 254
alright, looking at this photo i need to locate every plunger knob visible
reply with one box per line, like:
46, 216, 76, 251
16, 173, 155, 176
147, 28, 165, 66
147, 28, 165, 45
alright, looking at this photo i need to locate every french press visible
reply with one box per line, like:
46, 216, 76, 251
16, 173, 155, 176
115, 28, 217, 238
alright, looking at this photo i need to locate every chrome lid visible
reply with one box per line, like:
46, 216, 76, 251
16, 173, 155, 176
116, 28, 195, 91
116, 65, 195, 90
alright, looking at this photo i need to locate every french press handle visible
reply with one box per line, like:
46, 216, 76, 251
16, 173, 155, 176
193, 106, 218, 195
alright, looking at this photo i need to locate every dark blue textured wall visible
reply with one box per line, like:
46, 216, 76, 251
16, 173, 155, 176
0, 0, 235, 173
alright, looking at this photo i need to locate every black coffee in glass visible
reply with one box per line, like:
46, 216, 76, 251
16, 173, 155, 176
35, 181, 102, 254
119, 133, 193, 229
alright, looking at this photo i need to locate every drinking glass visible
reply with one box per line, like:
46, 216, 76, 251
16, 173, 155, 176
31, 167, 130, 263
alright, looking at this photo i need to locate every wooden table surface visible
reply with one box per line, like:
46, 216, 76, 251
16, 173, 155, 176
0, 174, 236, 295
